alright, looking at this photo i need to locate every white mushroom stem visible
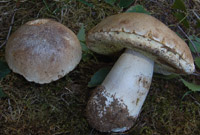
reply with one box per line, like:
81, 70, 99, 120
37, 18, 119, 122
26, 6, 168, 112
87, 49, 154, 132
103, 48, 154, 118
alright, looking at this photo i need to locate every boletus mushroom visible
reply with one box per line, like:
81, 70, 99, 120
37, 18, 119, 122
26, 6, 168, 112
5, 19, 81, 84
86, 13, 195, 132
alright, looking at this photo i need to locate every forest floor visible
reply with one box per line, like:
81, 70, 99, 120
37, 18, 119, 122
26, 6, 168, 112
0, 0, 200, 135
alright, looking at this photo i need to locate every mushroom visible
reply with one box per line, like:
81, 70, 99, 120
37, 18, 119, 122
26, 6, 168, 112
5, 19, 82, 84
86, 13, 195, 132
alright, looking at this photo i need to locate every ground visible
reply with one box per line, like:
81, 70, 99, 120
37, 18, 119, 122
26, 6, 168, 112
0, 0, 200, 135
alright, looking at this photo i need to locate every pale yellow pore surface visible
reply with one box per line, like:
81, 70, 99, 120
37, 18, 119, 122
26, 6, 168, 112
86, 13, 195, 74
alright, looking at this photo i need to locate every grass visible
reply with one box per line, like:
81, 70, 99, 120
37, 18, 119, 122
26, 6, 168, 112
0, 0, 200, 135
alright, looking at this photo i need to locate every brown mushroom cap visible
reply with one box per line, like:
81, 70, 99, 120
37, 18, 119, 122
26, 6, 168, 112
86, 13, 195, 74
5, 19, 82, 84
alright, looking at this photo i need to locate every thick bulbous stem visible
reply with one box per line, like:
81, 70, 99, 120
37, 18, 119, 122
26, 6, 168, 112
86, 49, 154, 132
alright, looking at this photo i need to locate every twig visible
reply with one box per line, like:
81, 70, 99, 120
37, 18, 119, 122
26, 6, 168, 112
192, 71, 200, 76
189, 95, 200, 106
0, 1, 11, 3
0, 11, 16, 49
193, 10, 200, 20
177, 25, 200, 57
133, 0, 138, 5
7, 98, 13, 114
89, 128, 94, 135
60, 8, 64, 23
65, 87, 73, 93
60, 93, 69, 105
